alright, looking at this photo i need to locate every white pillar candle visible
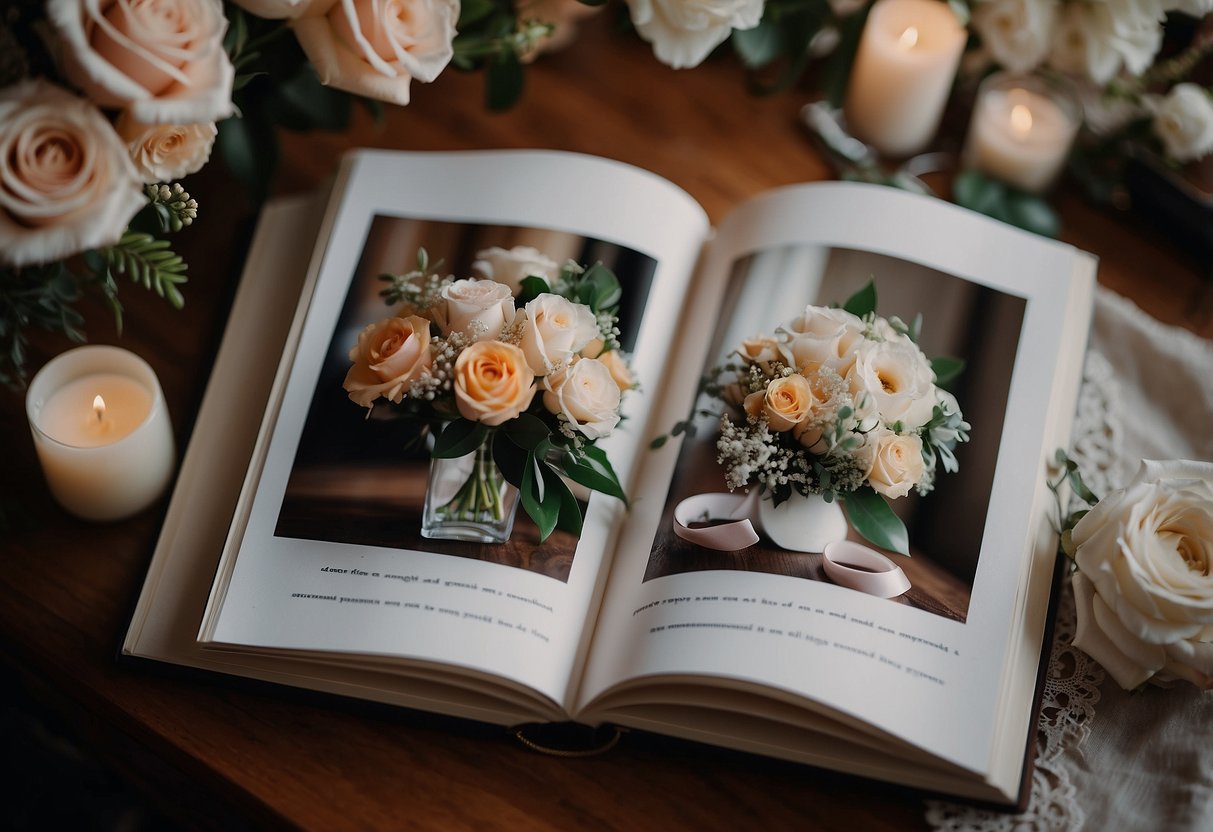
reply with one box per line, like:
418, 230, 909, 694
843, 0, 966, 158
963, 72, 1081, 193
26, 345, 175, 521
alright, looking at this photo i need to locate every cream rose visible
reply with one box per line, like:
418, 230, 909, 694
972, 0, 1058, 74
50, 0, 235, 124
735, 335, 786, 370
846, 339, 937, 430
624, 0, 764, 70
432, 279, 515, 342
781, 306, 866, 377
1047, 0, 1163, 84
472, 245, 560, 296
1071, 459, 1213, 691
0, 81, 146, 268
116, 114, 216, 182
343, 314, 433, 408
1151, 84, 1213, 163
227, 0, 315, 18
864, 429, 926, 500
293, 0, 458, 107
454, 340, 537, 425
517, 293, 599, 375
542, 358, 621, 440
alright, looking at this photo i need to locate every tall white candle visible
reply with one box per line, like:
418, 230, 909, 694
964, 72, 1080, 193
844, 0, 966, 158
26, 346, 175, 521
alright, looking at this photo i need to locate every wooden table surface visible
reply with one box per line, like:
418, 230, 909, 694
3, 18, 1211, 832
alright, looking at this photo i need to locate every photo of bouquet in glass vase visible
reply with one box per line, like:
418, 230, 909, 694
341, 246, 632, 546
689, 280, 971, 555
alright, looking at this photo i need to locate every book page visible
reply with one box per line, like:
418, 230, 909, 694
577, 182, 1094, 787
199, 150, 709, 714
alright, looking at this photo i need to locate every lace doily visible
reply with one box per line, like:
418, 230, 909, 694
923, 351, 1119, 831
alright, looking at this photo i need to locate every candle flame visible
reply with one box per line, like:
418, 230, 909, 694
898, 26, 919, 50
93, 394, 106, 422
1011, 102, 1033, 137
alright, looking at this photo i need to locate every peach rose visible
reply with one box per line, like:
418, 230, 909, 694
864, 429, 926, 499
598, 349, 635, 391
0, 81, 146, 268
748, 374, 815, 432
116, 114, 216, 182
454, 340, 537, 426
227, 0, 315, 18
343, 314, 433, 408
49, 0, 235, 124
542, 358, 621, 439
433, 279, 515, 342
292, 0, 458, 107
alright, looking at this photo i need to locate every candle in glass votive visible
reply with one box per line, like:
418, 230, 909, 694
963, 72, 1080, 193
26, 345, 175, 521
844, 0, 966, 158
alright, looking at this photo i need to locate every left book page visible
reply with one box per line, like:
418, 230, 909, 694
188, 150, 709, 724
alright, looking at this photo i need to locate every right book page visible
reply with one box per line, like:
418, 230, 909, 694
574, 182, 1096, 803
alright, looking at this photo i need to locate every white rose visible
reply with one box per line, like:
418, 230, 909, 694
846, 338, 937, 430
471, 246, 559, 296
1166, 0, 1213, 15
116, 115, 216, 182
542, 358, 622, 440
972, 0, 1058, 74
433, 279, 515, 341
780, 305, 866, 377
1105, 0, 1166, 77
1048, 2, 1122, 84
1151, 84, 1213, 163
227, 0, 316, 18
862, 427, 926, 500
624, 0, 764, 70
49, 0, 235, 124
0, 81, 146, 268
517, 293, 599, 375
293, 0, 458, 107
1071, 459, 1213, 691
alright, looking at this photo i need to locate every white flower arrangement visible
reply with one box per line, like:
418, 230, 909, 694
670, 282, 970, 554
343, 246, 633, 541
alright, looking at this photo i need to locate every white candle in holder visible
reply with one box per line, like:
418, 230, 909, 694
844, 0, 966, 158
964, 72, 1081, 193
26, 345, 175, 521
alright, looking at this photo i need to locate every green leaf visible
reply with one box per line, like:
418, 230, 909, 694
216, 113, 277, 202
1068, 469, 1099, 506
273, 65, 352, 131
501, 413, 549, 451
485, 52, 524, 112
577, 263, 622, 313
492, 432, 528, 486
432, 419, 488, 458
842, 279, 877, 317
521, 453, 559, 541
516, 275, 550, 305
552, 466, 583, 535
650, 435, 668, 449
458, 0, 496, 27
1004, 191, 1060, 238
562, 445, 627, 504
732, 20, 782, 69
842, 487, 909, 555
930, 356, 965, 386
953, 169, 1004, 216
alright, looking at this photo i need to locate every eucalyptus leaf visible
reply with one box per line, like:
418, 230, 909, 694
732, 20, 782, 69
930, 356, 965, 386
842, 487, 909, 555
1004, 191, 1060, 238
432, 419, 488, 458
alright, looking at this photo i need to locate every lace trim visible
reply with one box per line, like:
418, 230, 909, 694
923, 351, 1116, 831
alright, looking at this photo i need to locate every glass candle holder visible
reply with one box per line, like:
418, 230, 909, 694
963, 72, 1081, 194
26, 345, 175, 521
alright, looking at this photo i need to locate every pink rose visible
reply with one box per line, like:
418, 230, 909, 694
49, 0, 235, 124
292, 0, 458, 107
0, 81, 146, 267
116, 114, 216, 182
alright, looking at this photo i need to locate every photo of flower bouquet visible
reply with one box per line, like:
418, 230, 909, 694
341, 245, 633, 546
691, 280, 971, 554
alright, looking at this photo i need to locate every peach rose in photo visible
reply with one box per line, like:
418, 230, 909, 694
0, 81, 146, 268
744, 373, 815, 432
343, 314, 433, 408
454, 340, 537, 425
116, 114, 216, 181
543, 358, 621, 440
293, 0, 458, 107
49, 0, 235, 124
598, 349, 635, 391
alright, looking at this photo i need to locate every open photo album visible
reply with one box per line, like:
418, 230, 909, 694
122, 149, 1097, 806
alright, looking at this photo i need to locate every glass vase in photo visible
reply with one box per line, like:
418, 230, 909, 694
421, 444, 520, 544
